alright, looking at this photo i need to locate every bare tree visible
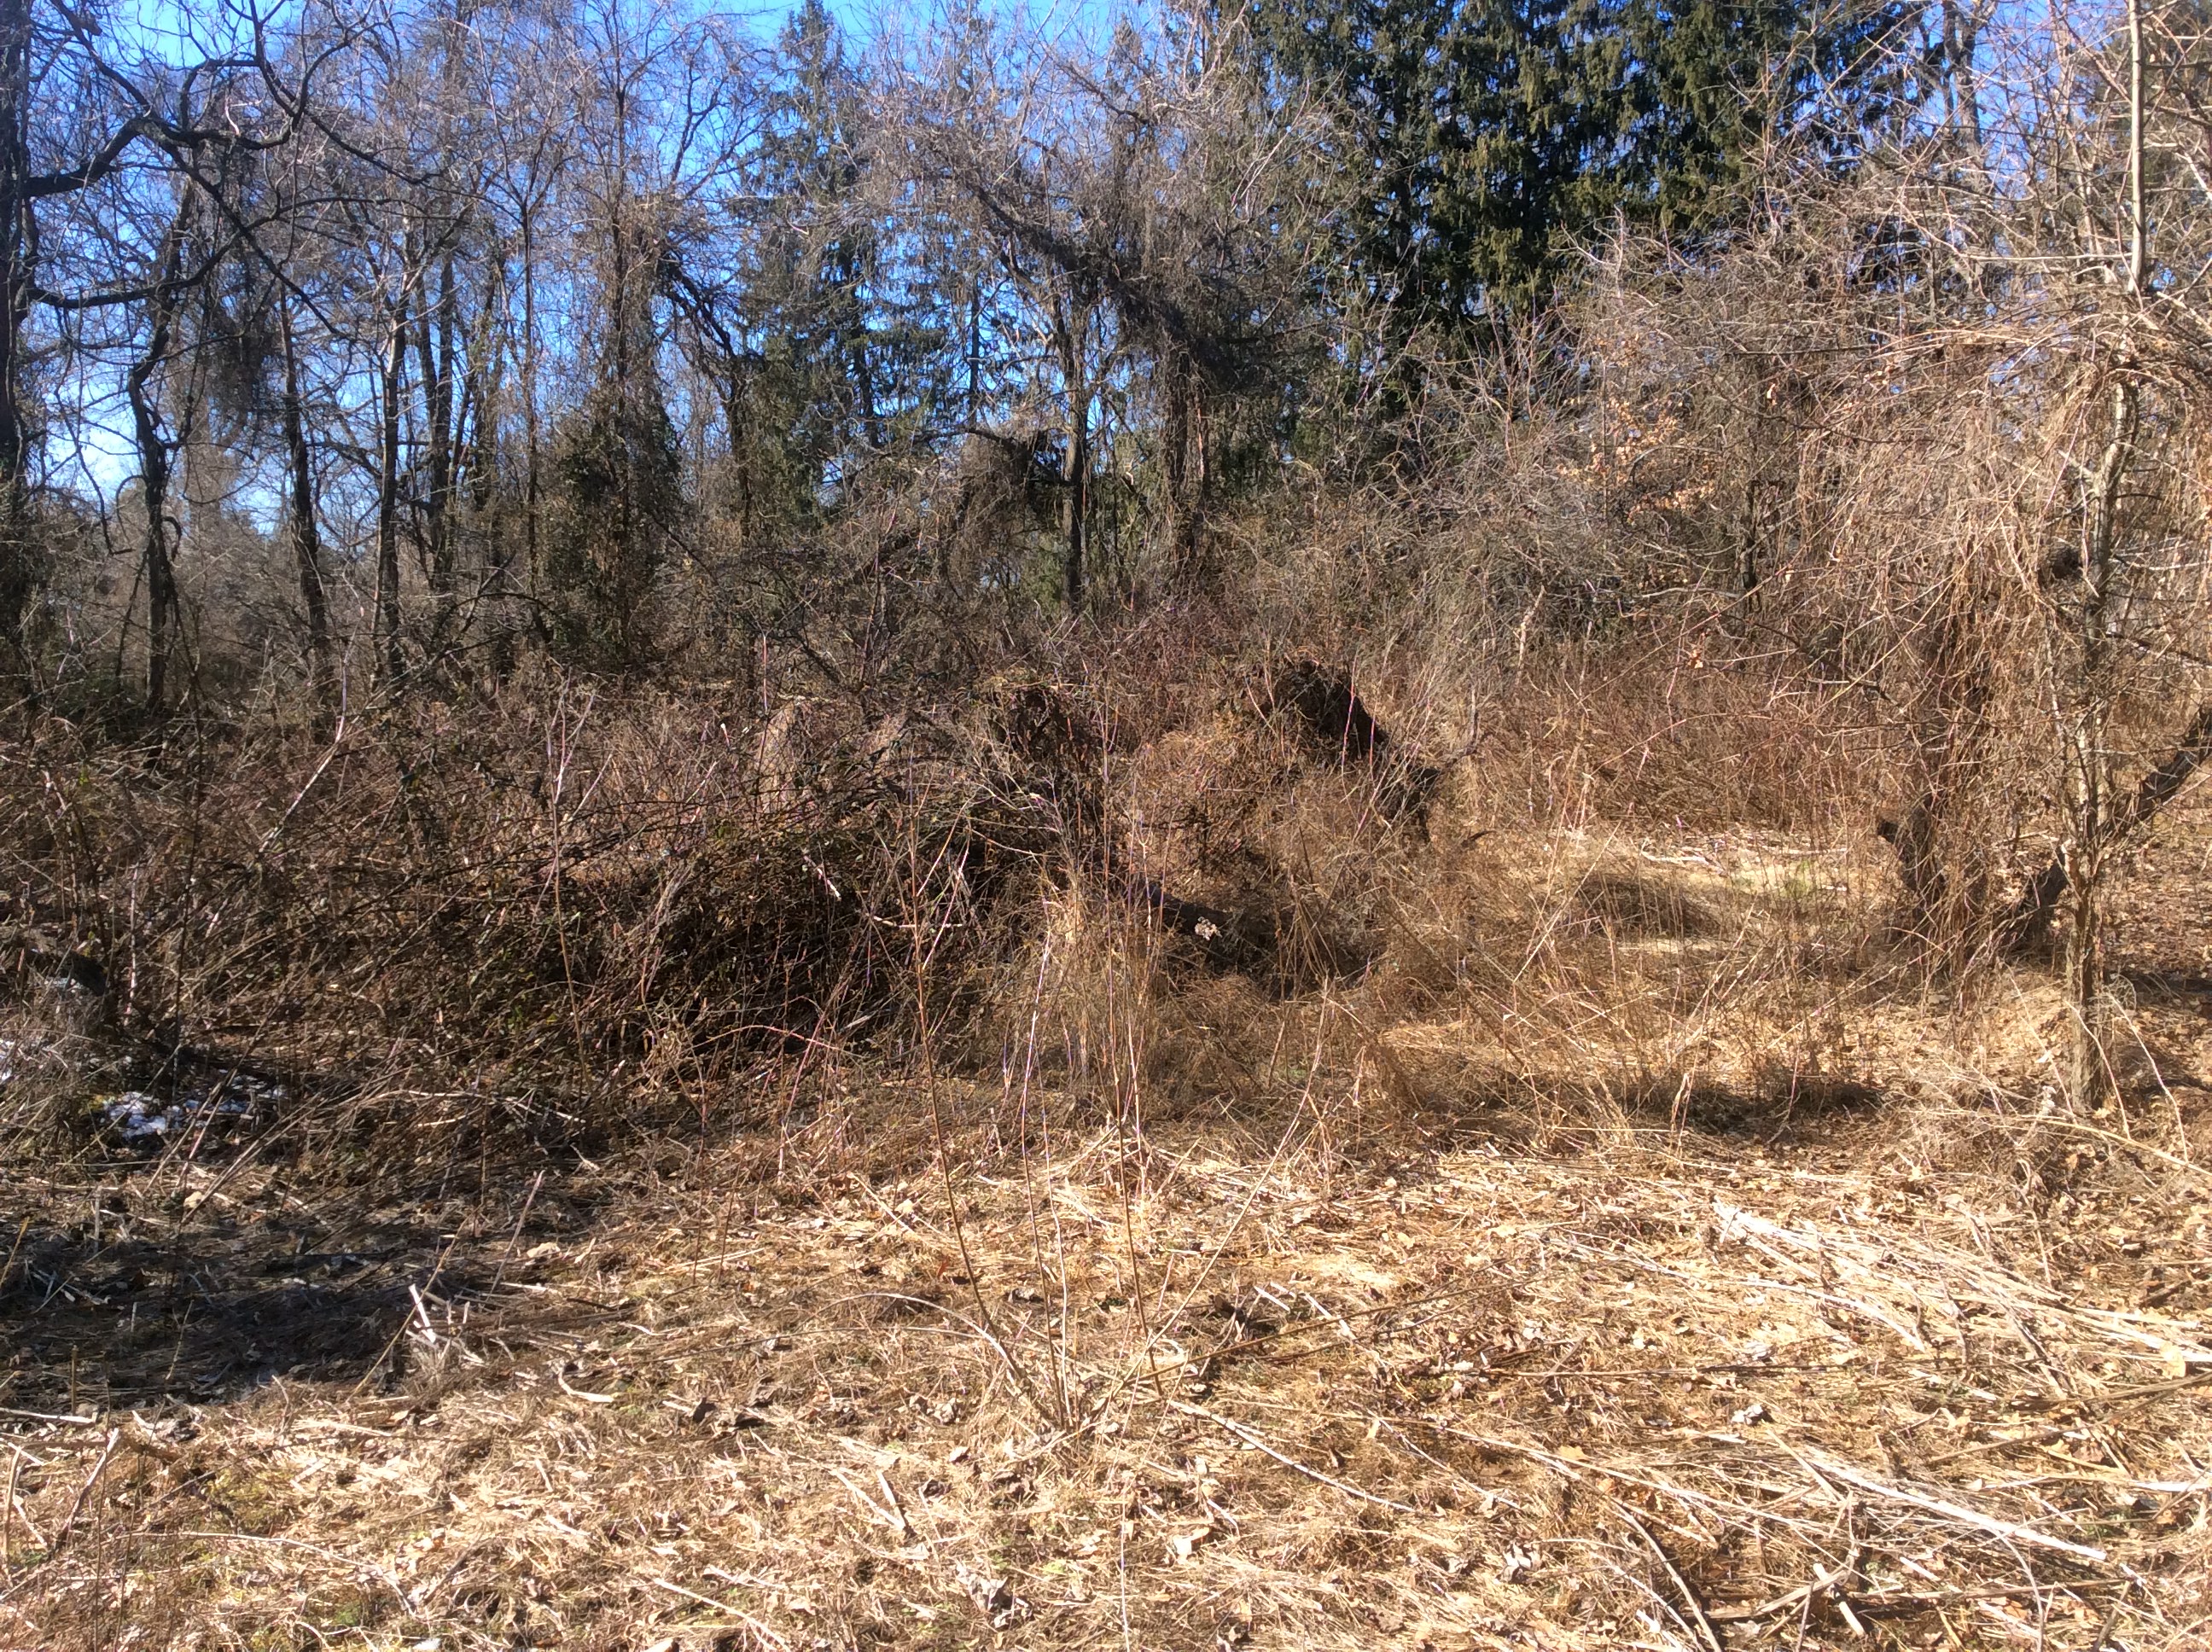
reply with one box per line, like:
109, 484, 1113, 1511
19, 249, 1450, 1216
890, 5, 1319, 607
0, 0, 324, 678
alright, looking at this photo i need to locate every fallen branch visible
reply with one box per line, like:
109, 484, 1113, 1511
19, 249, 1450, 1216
1851, 1577, 2129, 1615
1615, 1502, 1725, 1652
645, 1573, 792, 1647
1707, 1562, 1854, 1623
1792, 1449, 2110, 1563
1168, 1400, 1417, 1514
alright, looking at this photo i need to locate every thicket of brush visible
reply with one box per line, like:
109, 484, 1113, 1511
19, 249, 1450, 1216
8, 0, 2212, 1177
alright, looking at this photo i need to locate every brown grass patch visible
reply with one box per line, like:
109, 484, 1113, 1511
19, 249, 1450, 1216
4, 1009, 2209, 1652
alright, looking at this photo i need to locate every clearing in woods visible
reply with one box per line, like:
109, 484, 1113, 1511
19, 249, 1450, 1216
3, 794, 2209, 1652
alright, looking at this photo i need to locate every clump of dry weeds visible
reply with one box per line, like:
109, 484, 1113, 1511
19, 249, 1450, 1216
4, 742, 2209, 1650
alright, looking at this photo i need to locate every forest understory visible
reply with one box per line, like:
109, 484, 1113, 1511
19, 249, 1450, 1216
3, 648, 2210, 1652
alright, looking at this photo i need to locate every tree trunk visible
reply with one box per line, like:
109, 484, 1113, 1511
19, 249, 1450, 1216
1881, 563, 1992, 961
126, 300, 178, 715
0, 0, 34, 660
521, 201, 544, 632
2057, 368, 2139, 1105
416, 253, 457, 639
1941, 0, 1988, 165
1160, 346, 1196, 582
965, 281, 981, 427
1061, 404, 1086, 611
2057, 0, 2148, 1091
281, 300, 334, 723
126, 204, 198, 716
1055, 294, 1089, 612
375, 300, 407, 685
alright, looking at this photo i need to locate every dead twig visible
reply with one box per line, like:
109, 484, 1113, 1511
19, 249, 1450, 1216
1167, 1399, 1417, 1514
1708, 1561, 1854, 1622
489, 1168, 546, 1291
644, 1573, 792, 1646
1852, 1577, 2130, 1614
45, 1428, 118, 1556
1615, 1500, 1726, 1652
0, 1445, 25, 1578
1791, 1447, 2110, 1563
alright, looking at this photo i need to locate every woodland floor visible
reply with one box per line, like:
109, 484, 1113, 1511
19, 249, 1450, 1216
3, 808, 2211, 1652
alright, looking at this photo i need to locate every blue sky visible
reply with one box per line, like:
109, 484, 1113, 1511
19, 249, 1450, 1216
113, 0, 1125, 61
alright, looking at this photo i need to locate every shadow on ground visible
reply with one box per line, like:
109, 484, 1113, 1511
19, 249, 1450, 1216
1, 1159, 515, 1416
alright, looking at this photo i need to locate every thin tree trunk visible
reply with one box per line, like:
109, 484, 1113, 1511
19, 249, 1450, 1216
2054, 0, 2151, 1105
416, 253, 457, 637
126, 209, 191, 716
966, 281, 981, 427
461, 256, 502, 524
1941, 0, 1988, 170
375, 300, 407, 685
2128, 0, 2147, 297
1056, 294, 1089, 612
1738, 475, 1762, 599
126, 305, 177, 715
281, 300, 334, 723
1062, 401, 1086, 610
2045, 372, 2139, 1101
1160, 346, 1193, 582
521, 201, 543, 633
0, 0, 34, 660
851, 286, 882, 452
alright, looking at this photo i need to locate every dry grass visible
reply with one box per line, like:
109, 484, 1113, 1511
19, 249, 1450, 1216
4, 770, 2209, 1650
3, 1069, 2206, 1652
4, 620, 2211, 1651
17, 19, 2212, 1645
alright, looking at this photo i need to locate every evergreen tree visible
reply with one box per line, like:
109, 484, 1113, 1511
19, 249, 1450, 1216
689, 0, 946, 547
1247, 0, 1930, 336
545, 368, 684, 667
548, 171, 684, 665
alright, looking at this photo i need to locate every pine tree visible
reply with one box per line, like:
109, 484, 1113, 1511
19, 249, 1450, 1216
545, 369, 684, 667
705, 0, 910, 544
1247, 0, 1930, 337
